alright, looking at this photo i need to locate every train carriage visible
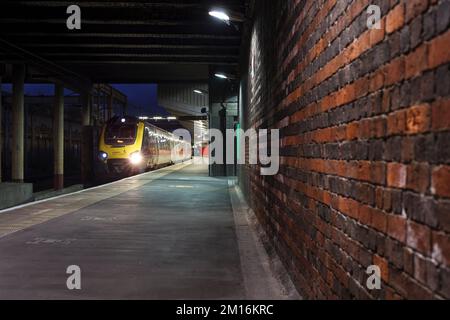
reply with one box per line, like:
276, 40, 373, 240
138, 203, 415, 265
98, 116, 191, 176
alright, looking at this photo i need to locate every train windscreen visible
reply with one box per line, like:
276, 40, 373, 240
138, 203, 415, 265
105, 124, 137, 145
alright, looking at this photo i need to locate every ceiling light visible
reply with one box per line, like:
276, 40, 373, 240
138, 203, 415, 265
209, 10, 230, 22
215, 73, 228, 79
193, 89, 208, 95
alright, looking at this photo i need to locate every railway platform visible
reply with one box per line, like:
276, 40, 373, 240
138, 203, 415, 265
0, 161, 297, 300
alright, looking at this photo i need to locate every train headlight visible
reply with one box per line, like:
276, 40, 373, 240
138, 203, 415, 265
99, 151, 108, 161
129, 152, 143, 165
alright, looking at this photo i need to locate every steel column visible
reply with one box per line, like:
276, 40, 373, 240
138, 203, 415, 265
11, 64, 25, 183
81, 92, 93, 185
0, 73, 2, 183
53, 83, 64, 190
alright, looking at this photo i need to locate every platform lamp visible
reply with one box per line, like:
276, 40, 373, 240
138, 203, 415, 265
208, 8, 247, 31
193, 89, 209, 95
208, 9, 246, 23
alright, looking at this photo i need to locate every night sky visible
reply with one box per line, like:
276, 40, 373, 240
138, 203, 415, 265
111, 84, 168, 116
0, 83, 167, 117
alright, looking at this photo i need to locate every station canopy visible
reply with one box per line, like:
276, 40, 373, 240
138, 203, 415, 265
0, 0, 246, 84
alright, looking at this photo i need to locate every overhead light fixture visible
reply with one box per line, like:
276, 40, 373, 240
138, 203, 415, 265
193, 89, 208, 95
209, 10, 230, 22
215, 73, 228, 79
208, 8, 246, 24
141, 116, 177, 121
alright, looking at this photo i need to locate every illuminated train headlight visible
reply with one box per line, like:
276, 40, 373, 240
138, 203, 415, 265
99, 151, 108, 161
129, 152, 143, 165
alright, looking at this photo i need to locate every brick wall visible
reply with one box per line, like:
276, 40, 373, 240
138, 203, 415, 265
241, 0, 450, 299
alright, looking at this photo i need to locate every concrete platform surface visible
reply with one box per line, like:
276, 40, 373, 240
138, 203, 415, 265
0, 162, 294, 300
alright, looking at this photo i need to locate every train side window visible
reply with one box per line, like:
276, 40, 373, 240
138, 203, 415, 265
142, 127, 150, 153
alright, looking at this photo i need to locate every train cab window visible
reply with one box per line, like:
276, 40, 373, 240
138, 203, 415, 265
105, 124, 137, 145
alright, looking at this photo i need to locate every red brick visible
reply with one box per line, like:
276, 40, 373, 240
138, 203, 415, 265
384, 57, 405, 86
405, 45, 428, 79
356, 77, 370, 98
390, 268, 434, 299
432, 98, 450, 131
382, 89, 391, 112
429, 30, 450, 69
406, 104, 431, 134
373, 254, 389, 282
404, 248, 415, 275
358, 119, 371, 139
387, 163, 407, 189
369, 70, 385, 92
386, 4, 405, 34
402, 137, 415, 162
370, 20, 385, 46
347, 31, 370, 61
375, 187, 384, 209
370, 117, 387, 138
432, 232, 450, 266
385, 287, 403, 300
387, 110, 406, 135
242, 0, 447, 300
414, 254, 428, 285
358, 205, 372, 225
339, 82, 357, 106
407, 220, 431, 255
335, 126, 347, 141
371, 208, 388, 233
382, 189, 393, 212
338, 196, 360, 220
405, 0, 429, 23
406, 163, 430, 193
432, 166, 450, 198
371, 163, 387, 185
387, 215, 407, 243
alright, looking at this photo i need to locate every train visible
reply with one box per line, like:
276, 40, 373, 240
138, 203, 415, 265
98, 116, 191, 176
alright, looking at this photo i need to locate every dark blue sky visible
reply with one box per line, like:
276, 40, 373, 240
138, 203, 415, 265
1, 83, 165, 116
1, 83, 75, 96
111, 84, 167, 116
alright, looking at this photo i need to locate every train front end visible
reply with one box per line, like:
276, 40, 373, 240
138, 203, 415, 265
98, 116, 145, 175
